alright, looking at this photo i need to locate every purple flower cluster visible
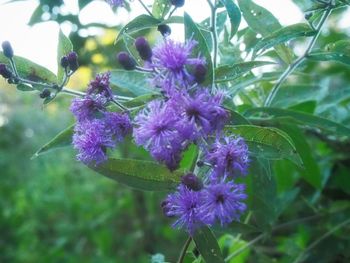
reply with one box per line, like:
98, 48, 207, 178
71, 72, 132, 165
106, 0, 124, 7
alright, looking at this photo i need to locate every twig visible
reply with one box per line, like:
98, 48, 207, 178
136, 0, 153, 17
177, 236, 192, 263
263, 1, 333, 107
206, 0, 218, 68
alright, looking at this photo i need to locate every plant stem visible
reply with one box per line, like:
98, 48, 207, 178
137, 0, 153, 17
292, 218, 350, 263
206, 0, 218, 68
61, 87, 86, 97
177, 236, 192, 263
263, 2, 333, 107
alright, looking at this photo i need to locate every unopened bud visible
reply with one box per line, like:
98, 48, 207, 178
117, 52, 136, 70
60, 56, 69, 68
157, 24, 171, 36
171, 0, 185, 7
181, 173, 203, 191
67, 52, 79, 72
135, 37, 152, 61
0, 64, 12, 79
305, 12, 313, 20
194, 64, 207, 84
2, 41, 14, 58
39, 88, 51, 99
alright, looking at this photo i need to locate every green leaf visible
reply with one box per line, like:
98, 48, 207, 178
32, 125, 74, 159
221, 0, 241, 39
123, 94, 159, 108
152, 0, 172, 19
16, 83, 34, 91
115, 15, 161, 43
179, 144, 198, 171
184, 12, 213, 86
89, 158, 182, 191
215, 61, 274, 83
78, 0, 90, 10
225, 125, 302, 166
213, 221, 261, 235
0, 52, 57, 84
238, 0, 293, 64
193, 227, 225, 263
253, 23, 316, 57
57, 30, 73, 84
110, 69, 155, 96
28, 5, 43, 26
307, 40, 350, 66
245, 107, 350, 138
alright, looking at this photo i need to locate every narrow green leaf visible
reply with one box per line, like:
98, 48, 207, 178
110, 69, 155, 96
253, 23, 316, 57
115, 15, 161, 43
193, 227, 225, 263
57, 30, 73, 84
225, 125, 302, 166
89, 158, 182, 191
245, 107, 350, 138
16, 83, 34, 91
179, 144, 199, 171
221, 0, 241, 39
32, 124, 74, 159
184, 12, 213, 86
238, 0, 293, 64
123, 94, 160, 108
215, 61, 274, 83
152, 0, 172, 19
308, 40, 350, 66
0, 52, 57, 84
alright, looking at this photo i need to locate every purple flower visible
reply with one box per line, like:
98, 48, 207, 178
73, 119, 115, 165
206, 136, 249, 179
106, 0, 124, 7
104, 112, 132, 140
164, 184, 205, 235
133, 100, 184, 170
171, 89, 228, 141
149, 39, 205, 93
201, 181, 247, 226
87, 72, 113, 98
70, 95, 107, 122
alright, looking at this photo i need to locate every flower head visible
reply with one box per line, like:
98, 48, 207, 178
70, 95, 107, 122
106, 0, 124, 7
87, 72, 113, 98
201, 181, 247, 226
73, 119, 115, 165
104, 112, 132, 140
164, 184, 205, 235
206, 136, 249, 179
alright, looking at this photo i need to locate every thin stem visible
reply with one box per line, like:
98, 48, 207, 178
9, 58, 19, 77
168, 6, 177, 19
177, 236, 192, 263
136, 0, 153, 17
111, 97, 129, 111
292, 218, 350, 263
61, 87, 85, 97
206, 0, 218, 68
263, 2, 333, 107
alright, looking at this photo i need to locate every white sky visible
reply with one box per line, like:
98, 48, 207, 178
0, 0, 348, 74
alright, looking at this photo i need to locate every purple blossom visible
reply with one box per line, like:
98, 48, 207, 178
164, 184, 205, 235
133, 100, 184, 170
87, 72, 113, 98
206, 136, 249, 179
106, 0, 124, 7
70, 95, 107, 122
104, 112, 132, 140
73, 119, 115, 165
201, 181, 247, 226
149, 39, 205, 93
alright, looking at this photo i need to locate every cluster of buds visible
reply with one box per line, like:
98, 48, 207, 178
60, 51, 79, 72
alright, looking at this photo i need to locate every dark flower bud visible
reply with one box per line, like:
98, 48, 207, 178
135, 37, 152, 61
181, 173, 203, 191
67, 52, 79, 72
39, 88, 51, 99
157, 24, 171, 36
196, 160, 204, 167
0, 64, 13, 79
117, 52, 136, 70
304, 12, 313, 20
194, 64, 207, 84
60, 56, 69, 68
171, 0, 185, 7
2, 41, 14, 58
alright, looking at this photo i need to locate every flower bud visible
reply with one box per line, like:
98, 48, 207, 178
67, 52, 79, 72
0, 64, 12, 79
305, 12, 313, 20
171, 0, 185, 7
157, 24, 171, 36
2, 41, 14, 58
181, 173, 203, 191
39, 88, 51, 99
117, 52, 136, 70
135, 37, 152, 61
60, 56, 69, 68
194, 64, 207, 84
